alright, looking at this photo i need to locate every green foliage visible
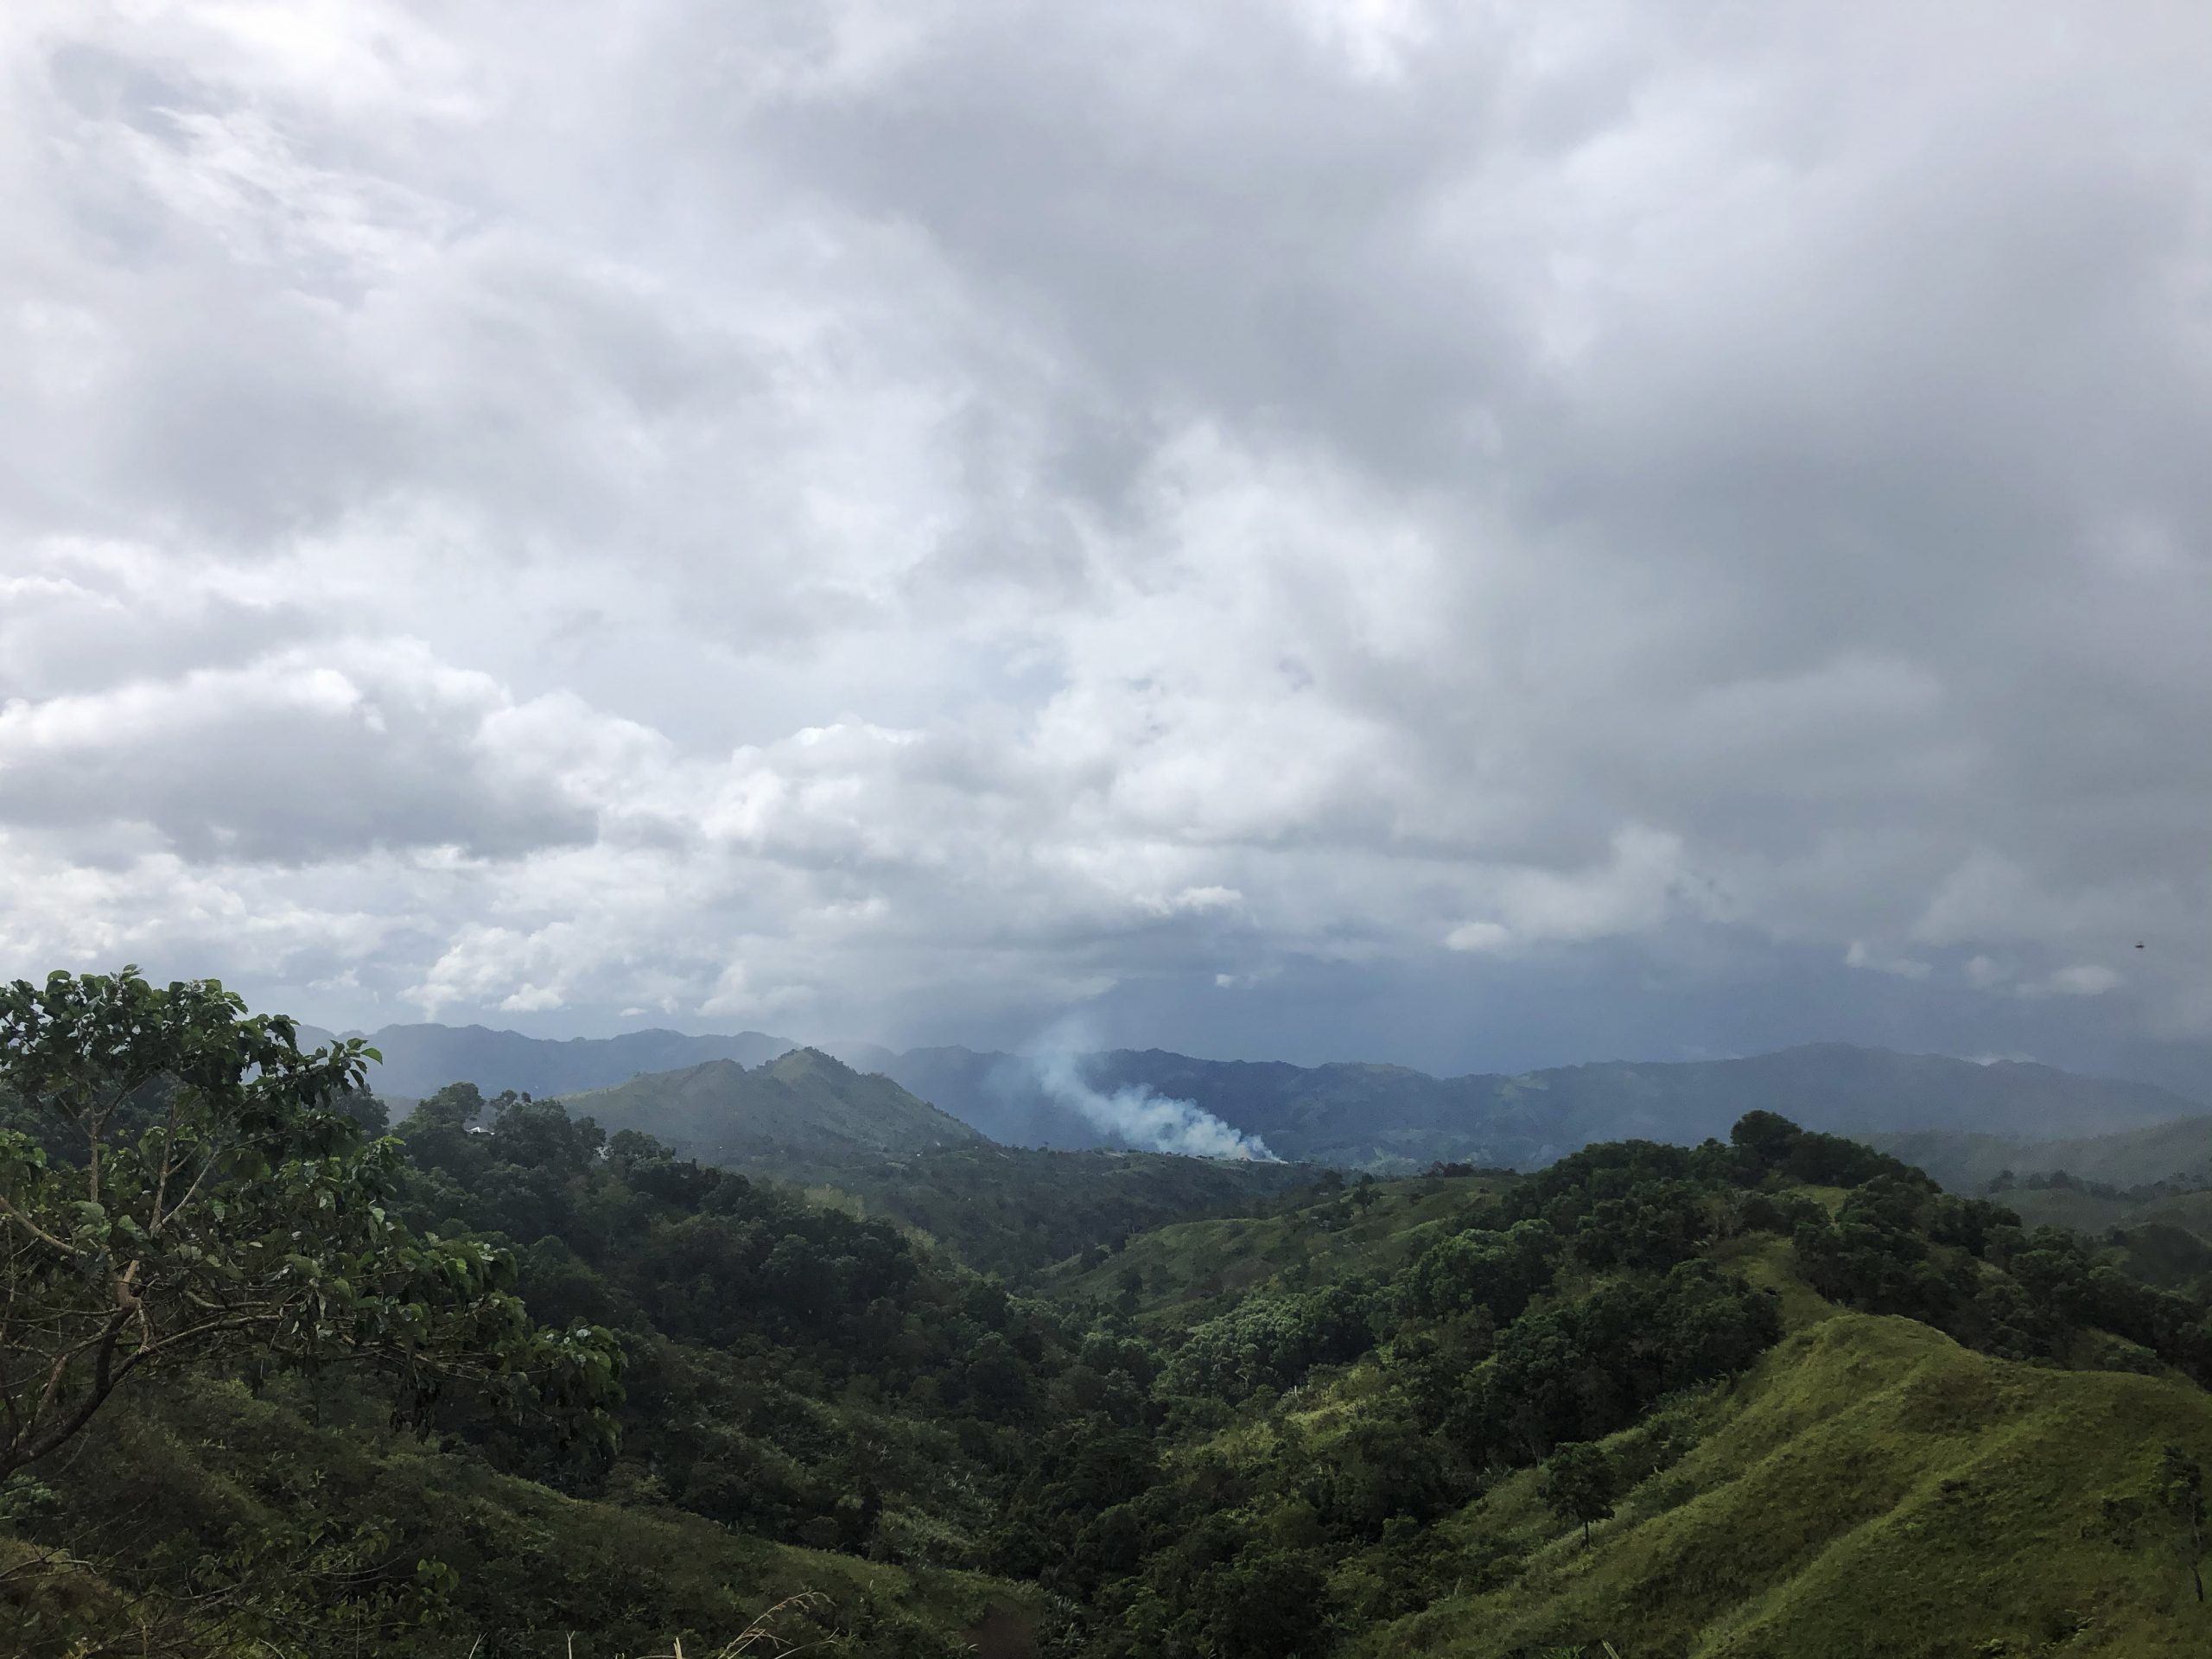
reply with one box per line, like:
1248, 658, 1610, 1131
0, 969, 620, 1484
1373, 1317, 2212, 1657
559, 1050, 981, 1168
1403, 1219, 1556, 1321
784, 1144, 1308, 1281
1537, 1443, 1616, 1546
1165, 1279, 1382, 1402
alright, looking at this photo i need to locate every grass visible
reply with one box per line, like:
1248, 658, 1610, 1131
1354, 1306, 2212, 1658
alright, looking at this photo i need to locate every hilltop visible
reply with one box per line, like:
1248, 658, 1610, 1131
558, 1046, 981, 1170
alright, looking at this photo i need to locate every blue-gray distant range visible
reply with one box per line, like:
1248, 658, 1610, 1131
331, 1024, 2206, 1174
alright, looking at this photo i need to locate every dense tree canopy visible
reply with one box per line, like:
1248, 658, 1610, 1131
0, 969, 620, 1484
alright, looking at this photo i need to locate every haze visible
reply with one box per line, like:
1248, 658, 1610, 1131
2, 3, 2208, 1095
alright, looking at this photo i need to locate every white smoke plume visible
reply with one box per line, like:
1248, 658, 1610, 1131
1027, 1044, 1280, 1162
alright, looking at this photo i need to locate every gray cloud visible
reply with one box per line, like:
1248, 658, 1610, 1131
1, 1, 2208, 1087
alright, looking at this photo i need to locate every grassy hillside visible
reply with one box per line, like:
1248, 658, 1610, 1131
1039, 1196, 2212, 1658
7, 1371, 1023, 1659
991, 1113, 2212, 1658
563, 1047, 982, 1166
1359, 1308, 2212, 1657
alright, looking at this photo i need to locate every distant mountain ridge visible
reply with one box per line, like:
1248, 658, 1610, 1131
864, 1040, 2204, 1169
314, 1016, 2208, 1172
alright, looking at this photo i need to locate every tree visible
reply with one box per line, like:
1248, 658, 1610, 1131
1405, 1219, 1557, 1322
1540, 1440, 1618, 1547
1116, 1264, 1146, 1315
1192, 1548, 1328, 1659
2158, 1445, 2207, 1604
0, 968, 622, 1482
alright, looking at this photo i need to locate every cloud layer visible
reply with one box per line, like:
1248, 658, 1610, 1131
3, 3, 2208, 1084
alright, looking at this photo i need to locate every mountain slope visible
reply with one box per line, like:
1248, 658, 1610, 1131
562, 1047, 982, 1167
1363, 1311, 2212, 1657
1003, 1110, 2212, 1658
17, 1370, 1020, 1658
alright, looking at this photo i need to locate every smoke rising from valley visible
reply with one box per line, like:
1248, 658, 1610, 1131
1027, 1048, 1279, 1162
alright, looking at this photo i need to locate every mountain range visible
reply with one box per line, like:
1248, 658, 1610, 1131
328, 1020, 2208, 1172
877, 1040, 2205, 1166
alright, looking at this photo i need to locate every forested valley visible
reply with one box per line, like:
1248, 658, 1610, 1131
4, 970, 2210, 1658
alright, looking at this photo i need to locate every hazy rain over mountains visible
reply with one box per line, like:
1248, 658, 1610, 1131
3, 3, 2209, 1097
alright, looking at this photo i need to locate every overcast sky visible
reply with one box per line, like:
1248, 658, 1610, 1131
3, 3, 2209, 1090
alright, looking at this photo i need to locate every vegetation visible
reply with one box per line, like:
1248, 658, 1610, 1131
0, 970, 620, 1483
800, 1144, 1310, 1280
5, 973, 2211, 1656
557, 1050, 982, 1169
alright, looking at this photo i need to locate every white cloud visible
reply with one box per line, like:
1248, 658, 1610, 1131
2026, 963, 2124, 999
1446, 921, 1514, 955
0, 0, 2208, 1069
1846, 941, 1933, 981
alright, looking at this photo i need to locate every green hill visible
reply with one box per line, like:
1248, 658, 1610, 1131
1027, 1194, 2212, 1657
7, 1370, 1025, 1658
1359, 1309, 2212, 1656
562, 1046, 982, 1168
552, 1059, 1307, 1280
1873, 1114, 2212, 1194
